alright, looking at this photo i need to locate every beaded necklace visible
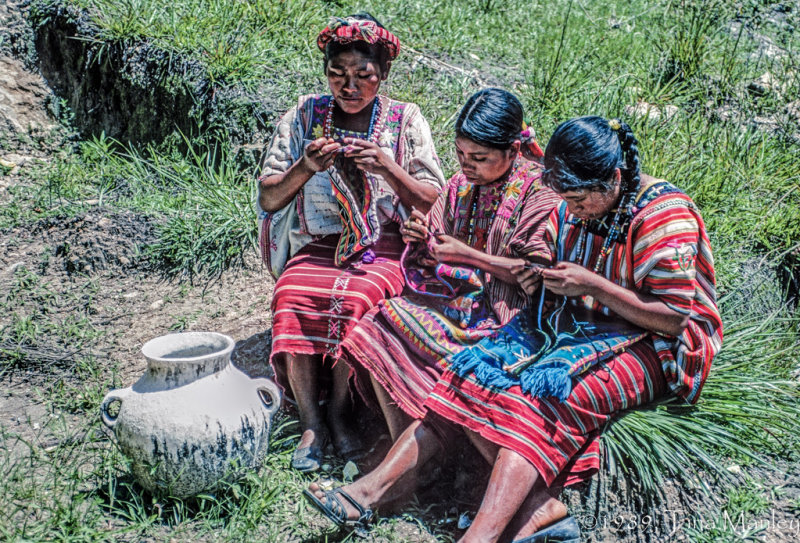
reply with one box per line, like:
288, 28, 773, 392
323, 97, 382, 143
465, 162, 516, 249
576, 190, 636, 273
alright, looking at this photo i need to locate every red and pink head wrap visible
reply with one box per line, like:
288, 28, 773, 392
317, 17, 401, 60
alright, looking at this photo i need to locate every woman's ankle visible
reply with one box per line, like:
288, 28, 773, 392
510, 497, 568, 540
297, 424, 327, 448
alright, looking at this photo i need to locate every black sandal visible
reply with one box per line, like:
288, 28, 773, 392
292, 445, 324, 472
511, 516, 581, 543
291, 430, 329, 473
303, 486, 375, 530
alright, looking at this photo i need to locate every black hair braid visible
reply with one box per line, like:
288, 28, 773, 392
614, 120, 640, 193
543, 116, 643, 194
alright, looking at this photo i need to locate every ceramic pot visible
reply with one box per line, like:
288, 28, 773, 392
100, 332, 280, 497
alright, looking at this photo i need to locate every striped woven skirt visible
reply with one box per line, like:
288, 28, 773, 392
270, 228, 405, 400
342, 295, 499, 419
424, 339, 667, 487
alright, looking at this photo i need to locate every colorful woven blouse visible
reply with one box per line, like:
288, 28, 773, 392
543, 179, 723, 404
257, 94, 444, 274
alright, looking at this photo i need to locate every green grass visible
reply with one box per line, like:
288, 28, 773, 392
3, 133, 258, 279
3, 0, 800, 541
22, 0, 800, 285
605, 302, 800, 494
120, 138, 258, 280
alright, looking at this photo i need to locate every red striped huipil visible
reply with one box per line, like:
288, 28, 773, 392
425, 179, 723, 487
341, 159, 561, 418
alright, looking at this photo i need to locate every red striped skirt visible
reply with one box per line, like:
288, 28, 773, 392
425, 340, 667, 487
270, 228, 405, 399
342, 297, 498, 420
343, 307, 449, 420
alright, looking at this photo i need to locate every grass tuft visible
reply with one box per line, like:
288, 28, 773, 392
78, 134, 259, 279
135, 139, 258, 280
605, 273, 800, 510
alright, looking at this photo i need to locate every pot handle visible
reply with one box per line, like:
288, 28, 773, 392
100, 387, 131, 429
255, 378, 281, 417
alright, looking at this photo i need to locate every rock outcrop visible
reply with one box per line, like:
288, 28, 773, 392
29, 0, 275, 150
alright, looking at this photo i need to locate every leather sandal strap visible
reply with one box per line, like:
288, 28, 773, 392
322, 489, 348, 523
333, 488, 374, 525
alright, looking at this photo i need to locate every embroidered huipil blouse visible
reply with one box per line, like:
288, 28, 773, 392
257, 94, 445, 263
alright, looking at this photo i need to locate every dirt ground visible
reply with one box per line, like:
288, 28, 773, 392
0, 207, 276, 428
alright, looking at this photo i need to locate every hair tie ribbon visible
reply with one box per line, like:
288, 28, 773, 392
520, 121, 544, 159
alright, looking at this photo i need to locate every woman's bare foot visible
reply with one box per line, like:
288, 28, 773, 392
297, 426, 327, 450
306, 420, 443, 523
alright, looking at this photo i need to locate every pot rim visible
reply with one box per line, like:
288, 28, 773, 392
141, 332, 235, 364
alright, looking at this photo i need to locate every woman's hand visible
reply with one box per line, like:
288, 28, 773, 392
429, 233, 472, 265
260, 139, 339, 212
400, 208, 430, 244
342, 137, 391, 177
338, 137, 439, 213
511, 264, 544, 296
543, 261, 690, 337
541, 262, 600, 297
303, 137, 341, 172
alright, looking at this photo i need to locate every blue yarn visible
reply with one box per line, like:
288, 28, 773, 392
450, 349, 482, 377
441, 284, 647, 403
474, 361, 518, 389
520, 363, 572, 401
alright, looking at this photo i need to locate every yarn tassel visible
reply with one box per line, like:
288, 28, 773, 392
449, 349, 481, 377
519, 363, 572, 402
474, 362, 518, 390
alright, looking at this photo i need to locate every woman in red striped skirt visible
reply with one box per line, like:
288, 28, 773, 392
339, 88, 560, 441
305, 116, 722, 543
257, 13, 444, 471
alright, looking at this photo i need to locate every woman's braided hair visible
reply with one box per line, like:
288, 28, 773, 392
615, 119, 640, 193
543, 116, 641, 194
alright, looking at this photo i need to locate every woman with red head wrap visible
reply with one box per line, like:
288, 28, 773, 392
256, 12, 444, 472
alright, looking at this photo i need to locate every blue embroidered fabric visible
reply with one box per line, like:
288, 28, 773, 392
447, 291, 648, 401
